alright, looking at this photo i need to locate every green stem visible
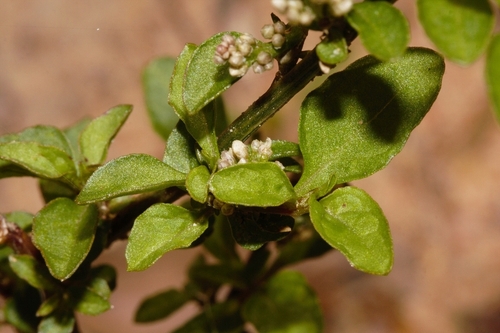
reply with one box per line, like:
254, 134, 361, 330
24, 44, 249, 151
217, 49, 322, 149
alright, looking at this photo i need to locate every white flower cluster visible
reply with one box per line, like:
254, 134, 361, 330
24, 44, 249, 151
217, 138, 284, 170
271, 0, 353, 25
271, 0, 316, 25
214, 34, 274, 77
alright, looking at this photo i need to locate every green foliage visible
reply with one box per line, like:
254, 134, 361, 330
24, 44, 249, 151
242, 270, 323, 332
3, 0, 499, 331
310, 187, 393, 275
417, 0, 493, 65
486, 34, 500, 122
347, 2, 410, 61
125, 204, 208, 271
295, 47, 444, 196
143, 58, 179, 140
32, 198, 99, 280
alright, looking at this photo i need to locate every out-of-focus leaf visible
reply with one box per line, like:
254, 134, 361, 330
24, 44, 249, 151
39, 179, 78, 203
242, 270, 323, 333
4, 286, 41, 333
126, 204, 208, 271
4, 211, 33, 231
316, 30, 349, 65
486, 34, 500, 123
347, 2, 410, 61
309, 186, 393, 275
38, 312, 75, 333
76, 153, 185, 204
79, 104, 132, 166
143, 57, 179, 140
135, 289, 190, 323
417, 0, 493, 64
173, 300, 244, 333
8, 254, 58, 290
32, 198, 99, 280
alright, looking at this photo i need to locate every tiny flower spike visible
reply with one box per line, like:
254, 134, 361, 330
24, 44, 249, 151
270, 0, 317, 26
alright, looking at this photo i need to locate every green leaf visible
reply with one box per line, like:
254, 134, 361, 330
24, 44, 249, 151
346, 2, 410, 61
126, 204, 208, 271
4, 211, 34, 231
228, 213, 294, 251
209, 162, 296, 207
316, 30, 349, 65
168, 44, 220, 169
163, 122, 200, 174
186, 165, 210, 203
417, 0, 493, 64
203, 215, 240, 264
269, 140, 301, 160
0, 125, 73, 156
173, 300, 243, 333
79, 104, 132, 166
36, 295, 61, 317
8, 255, 58, 290
143, 57, 179, 140
135, 289, 190, 323
90, 264, 117, 291
296, 47, 444, 196
76, 153, 185, 204
4, 286, 41, 333
309, 186, 393, 275
183, 32, 242, 115
242, 270, 323, 333
63, 117, 92, 163
39, 179, 78, 203
69, 280, 111, 315
32, 198, 99, 280
486, 34, 500, 123
274, 220, 332, 269
38, 312, 75, 333
0, 142, 76, 180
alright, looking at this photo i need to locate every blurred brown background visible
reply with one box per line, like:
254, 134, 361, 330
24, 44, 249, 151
1, 1, 500, 332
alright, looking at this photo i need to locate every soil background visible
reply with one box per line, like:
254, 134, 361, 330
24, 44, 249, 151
1, 1, 500, 332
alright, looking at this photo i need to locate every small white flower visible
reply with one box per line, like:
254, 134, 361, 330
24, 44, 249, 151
330, 0, 353, 16
257, 51, 273, 65
253, 63, 266, 74
273, 21, 287, 35
261, 24, 275, 39
228, 51, 245, 67
232, 140, 249, 160
271, 0, 288, 12
272, 33, 285, 49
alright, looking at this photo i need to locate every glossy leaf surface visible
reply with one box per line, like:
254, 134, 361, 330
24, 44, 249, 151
347, 2, 409, 61
32, 198, 99, 280
487, 34, 500, 122
296, 48, 444, 196
79, 104, 132, 166
417, 0, 493, 64
135, 289, 190, 323
242, 270, 323, 333
143, 57, 179, 140
209, 162, 296, 207
309, 187, 393, 275
183, 32, 241, 115
126, 204, 208, 271
77, 153, 185, 204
